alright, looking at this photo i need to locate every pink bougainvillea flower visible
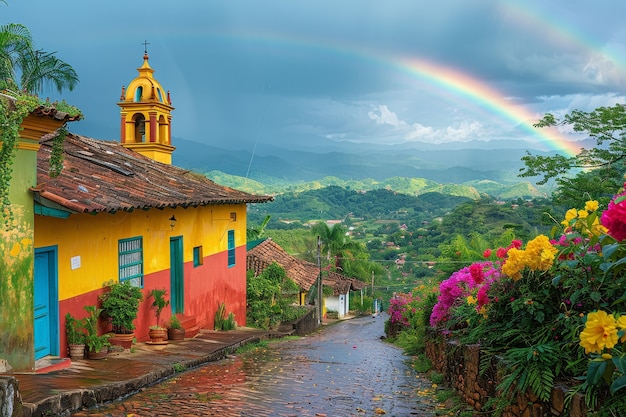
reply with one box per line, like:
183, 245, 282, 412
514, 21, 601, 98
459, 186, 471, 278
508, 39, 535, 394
469, 263, 485, 285
601, 194, 626, 241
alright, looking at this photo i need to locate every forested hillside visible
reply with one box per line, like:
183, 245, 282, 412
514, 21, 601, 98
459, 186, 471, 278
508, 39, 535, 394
247, 186, 471, 225
207, 171, 545, 199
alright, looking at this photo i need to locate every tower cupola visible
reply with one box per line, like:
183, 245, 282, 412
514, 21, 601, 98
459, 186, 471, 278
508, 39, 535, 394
118, 52, 175, 164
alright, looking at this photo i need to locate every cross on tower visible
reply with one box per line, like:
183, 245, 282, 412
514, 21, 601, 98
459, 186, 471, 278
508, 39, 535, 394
142, 40, 150, 55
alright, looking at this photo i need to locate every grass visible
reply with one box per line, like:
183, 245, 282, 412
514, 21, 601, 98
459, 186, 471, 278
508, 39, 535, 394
173, 363, 186, 372
235, 335, 300, 355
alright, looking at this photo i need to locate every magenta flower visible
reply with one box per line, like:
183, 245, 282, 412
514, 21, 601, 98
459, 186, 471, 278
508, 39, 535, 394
601, 194, 626, 241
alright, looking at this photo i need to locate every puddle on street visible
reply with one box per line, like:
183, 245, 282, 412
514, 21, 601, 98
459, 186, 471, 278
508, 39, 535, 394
72, 322, 440, 417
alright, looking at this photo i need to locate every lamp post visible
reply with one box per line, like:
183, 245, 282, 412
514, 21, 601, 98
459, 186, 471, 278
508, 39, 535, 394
317, 235, 322, 325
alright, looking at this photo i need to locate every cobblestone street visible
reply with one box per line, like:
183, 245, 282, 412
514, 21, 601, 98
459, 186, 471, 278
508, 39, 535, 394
72, 314, 439, 417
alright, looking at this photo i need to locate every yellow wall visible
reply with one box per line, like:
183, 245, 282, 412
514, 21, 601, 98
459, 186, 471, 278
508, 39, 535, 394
34, 203, 247, 301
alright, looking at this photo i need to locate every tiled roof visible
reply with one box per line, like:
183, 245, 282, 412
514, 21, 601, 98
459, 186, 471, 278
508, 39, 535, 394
32, 133, 273, 213
326, 271, 368, 295
246, 238, 316, 290
246, 238, 366, 295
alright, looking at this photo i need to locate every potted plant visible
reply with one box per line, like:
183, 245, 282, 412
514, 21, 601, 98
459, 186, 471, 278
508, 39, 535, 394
99, 279, 144, 348
167, 315, 185, 341
65, 312, 86, 360
83, 305, 111, 360
148, 288, 170, 344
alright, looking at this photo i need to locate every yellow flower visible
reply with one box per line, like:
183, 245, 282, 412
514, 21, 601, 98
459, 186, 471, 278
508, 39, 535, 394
579, 310, 619, 354
564, 208, 578, 222
590, 218, 608, 237
617, 315, 626, 343
585, 200, 599, 212
577, 209, 588, 219
502, 248, 524, 280
466, 295, 477, 305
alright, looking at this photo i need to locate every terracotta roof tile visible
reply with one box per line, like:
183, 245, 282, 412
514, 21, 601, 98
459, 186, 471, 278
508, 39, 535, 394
246, 238, 366, 294
32, 133, 273, 213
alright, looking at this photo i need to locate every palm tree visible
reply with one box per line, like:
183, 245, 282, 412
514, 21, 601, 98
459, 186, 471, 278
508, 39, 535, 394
0, 23, 78, 94
311, 222, 363, 271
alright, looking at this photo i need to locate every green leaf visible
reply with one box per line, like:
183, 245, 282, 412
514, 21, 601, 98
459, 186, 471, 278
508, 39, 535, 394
590, 292, 601, 303
587, 359, 607, 385
612, 356, 626, 373
610, 375, 626, 395
602, 242, 621, 260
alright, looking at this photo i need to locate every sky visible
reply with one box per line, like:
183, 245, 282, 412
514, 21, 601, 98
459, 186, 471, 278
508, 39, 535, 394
3, 0, 626, 157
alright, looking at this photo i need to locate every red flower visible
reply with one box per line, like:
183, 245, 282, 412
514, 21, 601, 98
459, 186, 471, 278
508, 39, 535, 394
469, 263, 484, 285
496, 247, 508, 259
483, 249, 492, 258
601, 194, 626, 241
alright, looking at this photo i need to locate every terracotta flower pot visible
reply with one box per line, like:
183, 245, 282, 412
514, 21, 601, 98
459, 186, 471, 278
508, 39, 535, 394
87, 347, 108, 360
167, 327, 185, 341
148, 328, 168, 344
68, 344, 85, 360
109, 332, 134, 349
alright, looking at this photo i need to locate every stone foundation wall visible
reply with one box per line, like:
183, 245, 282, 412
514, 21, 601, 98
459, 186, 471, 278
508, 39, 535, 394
0, 376, 22, 417
291, 307, 319, 336
425, 329, 589, 417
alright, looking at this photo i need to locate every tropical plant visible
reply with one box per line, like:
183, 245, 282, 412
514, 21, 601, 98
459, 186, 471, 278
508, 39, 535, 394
246, 263, 299, 329
168, 315, 183, 330
311, 222, 367, 274
0, 23, 80, 225
65, 312, 86, 345
99, 280, 144, 334
149, 288, 169, 329
214, 302, 236, 331
83, 305, 111, 353
0, 23, 78, 94
247, 214, 271, 241
425, 188, 626, 413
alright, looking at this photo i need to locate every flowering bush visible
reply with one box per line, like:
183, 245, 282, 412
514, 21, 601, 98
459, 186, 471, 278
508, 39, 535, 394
385, 285, 439, 355
428, 185, 626, 412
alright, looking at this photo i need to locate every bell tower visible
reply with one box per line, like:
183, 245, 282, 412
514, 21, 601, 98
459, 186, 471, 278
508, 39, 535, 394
118, 50, 175, 164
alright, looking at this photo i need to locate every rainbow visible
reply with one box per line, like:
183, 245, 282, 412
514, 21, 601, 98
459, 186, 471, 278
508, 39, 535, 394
396, 57, 582, 156
501, 2, 626, 70
193, 29, 583, 156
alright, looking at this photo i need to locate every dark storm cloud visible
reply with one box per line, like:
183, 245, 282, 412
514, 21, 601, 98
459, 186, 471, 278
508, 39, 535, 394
3, 0, 626, 149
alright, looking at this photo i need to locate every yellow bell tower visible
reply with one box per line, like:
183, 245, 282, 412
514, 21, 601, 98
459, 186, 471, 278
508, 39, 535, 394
118, 51, 175, 164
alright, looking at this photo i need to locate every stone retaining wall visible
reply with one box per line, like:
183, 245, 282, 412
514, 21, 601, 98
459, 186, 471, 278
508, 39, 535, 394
425, 329, 589, 417
290, 307, 319, 336
0, 376, 21, 417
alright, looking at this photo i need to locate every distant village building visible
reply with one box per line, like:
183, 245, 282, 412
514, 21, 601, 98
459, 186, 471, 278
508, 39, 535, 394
246, 238, 366, 318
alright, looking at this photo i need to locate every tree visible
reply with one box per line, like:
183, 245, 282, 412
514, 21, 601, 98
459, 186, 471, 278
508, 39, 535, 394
0, 22, 80, 223
311, 222, 364, 272
520, 104, 626, 206
0, 23, 78, 94
247, 214, 270, 241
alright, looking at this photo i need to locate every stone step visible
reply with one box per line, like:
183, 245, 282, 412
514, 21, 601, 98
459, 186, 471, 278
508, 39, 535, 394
176, 314, 199, 338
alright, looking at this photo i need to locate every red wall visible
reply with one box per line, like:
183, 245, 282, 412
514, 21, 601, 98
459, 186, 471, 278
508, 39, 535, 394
59, 245, 247, 358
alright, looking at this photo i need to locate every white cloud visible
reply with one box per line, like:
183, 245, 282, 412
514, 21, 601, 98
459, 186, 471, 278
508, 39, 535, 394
368, 104, 405, 127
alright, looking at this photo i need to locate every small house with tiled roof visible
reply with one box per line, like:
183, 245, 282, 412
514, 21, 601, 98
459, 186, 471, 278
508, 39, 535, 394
246, 238, 366, 318
1, 53, 272, 371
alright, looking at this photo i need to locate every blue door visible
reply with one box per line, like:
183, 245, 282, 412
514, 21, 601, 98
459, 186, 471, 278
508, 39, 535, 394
170, 237, 184, 314
34, 247, 59, 359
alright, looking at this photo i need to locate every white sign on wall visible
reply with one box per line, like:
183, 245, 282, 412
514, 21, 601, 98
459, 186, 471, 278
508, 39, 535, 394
70, 255, 81, 270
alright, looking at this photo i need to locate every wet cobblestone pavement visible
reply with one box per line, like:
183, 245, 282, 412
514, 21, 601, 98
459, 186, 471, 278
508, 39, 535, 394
71, 314, 439, 417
